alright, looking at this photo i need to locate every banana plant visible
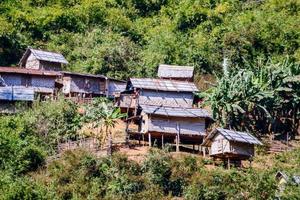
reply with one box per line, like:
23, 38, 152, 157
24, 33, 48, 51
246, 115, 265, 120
201, 59, 300, 138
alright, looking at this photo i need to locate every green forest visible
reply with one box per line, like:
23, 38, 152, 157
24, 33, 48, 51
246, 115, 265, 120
0, 0, 299, 79
1, 0, 300, 199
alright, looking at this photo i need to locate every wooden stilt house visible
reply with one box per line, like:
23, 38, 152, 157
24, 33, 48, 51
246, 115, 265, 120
202, 128, 262, 167
118, 78, 199, 112
134, 105, 212, 147
19, 48, 68, 71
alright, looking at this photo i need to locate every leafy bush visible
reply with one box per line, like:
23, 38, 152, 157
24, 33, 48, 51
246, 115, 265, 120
142, 149, 172, 192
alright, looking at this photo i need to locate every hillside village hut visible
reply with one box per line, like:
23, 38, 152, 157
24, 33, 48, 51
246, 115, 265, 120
131, 105, 212, 149
61, 71, 107, 101
117, 78, 199, 115
19, 48, 68, 71
0, 67, 61, 99
157, 64, 194, 82
202, 128, 262, 167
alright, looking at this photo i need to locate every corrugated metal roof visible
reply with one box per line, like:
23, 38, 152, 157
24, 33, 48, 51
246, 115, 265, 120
203, 128, 262, 146
141, 105, 212, 118
158, 64, 194, 78
30, 48, 68, 64
61, 71, 106, 79
130, 78, 198, 92
0, 66, 61, 76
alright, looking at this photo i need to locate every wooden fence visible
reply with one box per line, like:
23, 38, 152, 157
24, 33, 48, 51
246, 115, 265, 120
57, 138, 100, 153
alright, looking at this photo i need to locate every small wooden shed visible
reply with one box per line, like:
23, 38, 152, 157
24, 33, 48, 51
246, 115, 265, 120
131, 105, 212, 148
202, 128, 262, 166
157, 64, 194, 82
19, 48, 68, 71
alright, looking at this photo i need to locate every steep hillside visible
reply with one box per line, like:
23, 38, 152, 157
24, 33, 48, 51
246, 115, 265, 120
1, 0, 299, 79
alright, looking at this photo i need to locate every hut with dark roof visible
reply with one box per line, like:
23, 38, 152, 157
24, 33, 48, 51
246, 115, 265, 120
133, 105, 212, 149
202, 128, 262, 168
19, 48, 68, 71
157, 64, 194, 82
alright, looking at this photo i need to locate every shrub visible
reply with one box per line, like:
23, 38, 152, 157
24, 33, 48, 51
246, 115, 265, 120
15, 146, 45, 174
142, 149, 172, 192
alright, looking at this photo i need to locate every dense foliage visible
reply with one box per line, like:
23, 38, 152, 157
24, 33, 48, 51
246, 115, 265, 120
1, 147, 300, 200
1, 1, 300, 199
204, 60, 300, 138
0, 99, 81, 174
1, 0, 299, 79
0, 99, 300, 199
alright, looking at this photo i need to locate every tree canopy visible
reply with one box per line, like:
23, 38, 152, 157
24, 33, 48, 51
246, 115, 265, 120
0, 0, 299, 79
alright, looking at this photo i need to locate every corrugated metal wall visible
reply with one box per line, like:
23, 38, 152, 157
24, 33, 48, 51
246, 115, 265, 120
1, 74, 22, 86
69, 75, 105, 94
148, 116, 206, 135
1, 74, 56, 93
108, 81, 126, 96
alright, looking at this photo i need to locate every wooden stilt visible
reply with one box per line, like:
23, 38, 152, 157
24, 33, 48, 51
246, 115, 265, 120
228, 157, 230, 169
161, 134, 164, 149
142, 133, 145, 146
148, 133, 152, 147
176, 135, 180, 152
176, 123, 180, 152
203, 147, 206, 157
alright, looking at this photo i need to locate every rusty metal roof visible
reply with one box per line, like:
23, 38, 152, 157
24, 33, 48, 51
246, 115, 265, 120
61, 71, 106, 79
141, 105, 211, 118
203, 128, 262, 146
0, 66, 61, 76
129, 78, 198, 92
158, 64, 194, 78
